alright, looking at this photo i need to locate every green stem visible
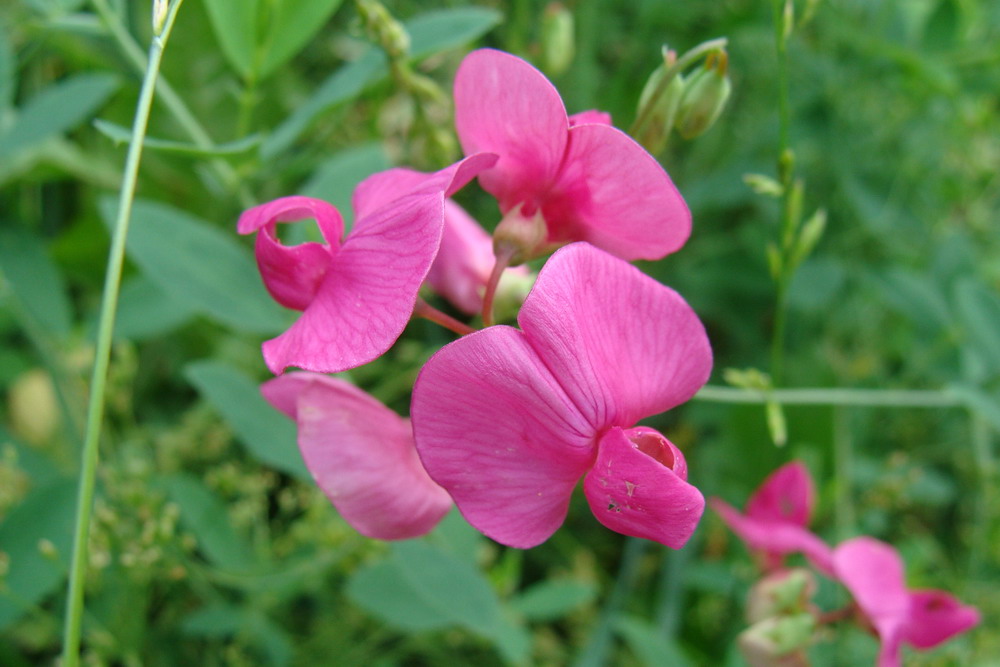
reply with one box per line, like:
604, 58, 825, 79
61, 3, 185, 663
693, 385, 962, 408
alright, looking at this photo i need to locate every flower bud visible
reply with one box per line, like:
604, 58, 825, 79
738, 614, 814, 667
493, 204, 549, 266
541, 3, 575, 76
747, 568, 817, 623
8, 368, 60, 446
634, 49, 685, 154
674, 50, 731, 140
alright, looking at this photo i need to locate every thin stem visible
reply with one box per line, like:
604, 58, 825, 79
482, 244, 515, 327
61, 2, 185, 663
413, 298, 476, 336
693, 385, 962, 408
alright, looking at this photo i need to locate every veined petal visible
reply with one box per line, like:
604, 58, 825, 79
261, 373, 451, 540
543, 123, 691, 260
425, 200, 496, 314
519, 243, 712, 432
745, 461, 815, 528
411, 326, 595, 549
261, 192, 444, 374
583, 426, 704, 548
900, 590, 980, 649
454, 49, 568, 214
237, 195, 344, 244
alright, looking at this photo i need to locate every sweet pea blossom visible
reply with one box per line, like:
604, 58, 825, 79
262, 372, 451, 539
454, 48, 690, 262
710, 461, 835, 575
411, 242, 712, 549
237, 153, 496, 374
833, 537, 980, 667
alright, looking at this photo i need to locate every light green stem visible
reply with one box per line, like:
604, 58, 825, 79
61, 2, 185, 663
693, 385, 962, 408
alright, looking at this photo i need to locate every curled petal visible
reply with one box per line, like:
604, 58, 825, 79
519, 243, 712, 432
746, 460, 815, 528
412, 326, 595, 549
583, 426, 704, 548
261, 373, 451, 540
900, 590, 980, 650
237, 195, 344, 244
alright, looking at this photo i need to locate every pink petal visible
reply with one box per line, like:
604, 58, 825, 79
542, 123, 691, 260
351, 153, 498, 220
454, 49, 569, 215
411, 326, 595, 549
261, 192, 444, 374
583, 426, 704, 548
900, 590, 980, 649
833, 537, 911, 667
746, 461, 815, 528
518, 243, 712, 433
237, 195, 344, 242
568, 109, 612, 126
260, 373, 451, 540
425, 200, 497, 314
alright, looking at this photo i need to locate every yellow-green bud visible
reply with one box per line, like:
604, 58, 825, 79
8, 368, 60, 446
738, 614, 814, 667
540, 3, 575, 77
635, 50, 685, 154
747, 569, 817, 623
674, 50, 732, 139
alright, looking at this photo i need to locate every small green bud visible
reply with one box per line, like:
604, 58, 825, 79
766, 399, 787, 447
747, 568, 817, 623
540, 3, 575, 76
493, 204, 549, 266
744, 173, 784, 198
152, 0, 168, 34
674, 49, 731, 139
634, 48, 685, 154
789, 208, 827, 270
738, 614, 815, 667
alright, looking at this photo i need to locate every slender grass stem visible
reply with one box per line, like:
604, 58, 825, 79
61, 3, 185, 663
693, 385, 962, 408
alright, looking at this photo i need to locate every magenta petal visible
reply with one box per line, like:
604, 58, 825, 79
261, 373, 451, 540
253, 229, 333, 310
746, 461, 815, 528
568, 109, 612, 127
237, 195, 344, 244
583, 426, 704, 548
900, 590, 980, 649
519, 243, 712, 432
425, 200, 496, 314
261, 192, 444, 374
411, 326, 595, 548
454, 49, 569, 213
542, 123, 691, 260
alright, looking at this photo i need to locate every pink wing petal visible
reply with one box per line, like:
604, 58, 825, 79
568, 110, 613, 127
542, 123, 691, 260
518, 243, 712, 432
425, 200, 497, 314
583, 426, 704, 548
261, 373, 451, 540
900, 590, 980, 650
746, 461, 815, 528
261, 192, 444, 374
454, 49, 569, 214
411, 326, 595, 549
237, 195, 344, 243
833, 537, 912, 667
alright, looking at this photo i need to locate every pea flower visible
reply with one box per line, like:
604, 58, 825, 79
833, 537, 980, 667
237, 153, 496, 374
454, 48, 690, 262
710, 461, 835, 575
262, 372, 451, 539
411, 242, 712, 549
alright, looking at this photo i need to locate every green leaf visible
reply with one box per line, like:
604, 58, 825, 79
0, 72, 118, 159
300, 142, 390, 226
23, 0, 86, 14
954, 278, 1000, 375
258, 0, 345, 79
158, 473, 257, 571
184, 360, 308, 479
98, 197, 287, 334
93, 119, 262, 156
948, 385, 1000, 432
113, 277, 198, 341
0, 478, 77, 631
407, 7, 503, 59
182, 604, 293, 666
614, 615, 695, 667
875, 268, 952, 335
508, 579, 597, 621
0, 228, 73, 339
425, 507, 484, 566
347, 558, 455, 632
202, 0, 259, 79
0, 24, 15, 114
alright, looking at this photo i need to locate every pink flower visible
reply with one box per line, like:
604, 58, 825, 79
710, 461, 835, 575
411, 242, 712, 548
262, 372, 451, 540
454, 48, 690, 261
237, 153, 496, 374
833, 536, 980, 667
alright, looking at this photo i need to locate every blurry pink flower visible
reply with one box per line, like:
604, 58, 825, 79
262, 372, 451, 540
411, 242, 712, 548
237, 153, 496, 374
454, 48, 690, 261
833, 536, 980, 667
710, 461, 834, 575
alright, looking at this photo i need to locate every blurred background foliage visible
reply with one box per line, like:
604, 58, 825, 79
0, 0, 998, 664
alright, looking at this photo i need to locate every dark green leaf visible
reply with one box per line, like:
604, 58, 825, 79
0, 72, 118, 159
509, 579, 597, 621
407, 7, 503, 59
874, 268, 952, 334
614, 615, 695, 667
23, 0, 86, 14
954, 278, 1000, 374
94, 119, 262, 156
114, 277, 198, 340
258, 0, 345, 79
948, 385, 1000, 432
0, 228, 73, 339
182, 604, 293, 666
346, 558, 455, 632
202, 0, 258, 79
0, 24, 14, 112
99, 197, 288, 334
300, 142, 390, 226
184, 360, 308, 479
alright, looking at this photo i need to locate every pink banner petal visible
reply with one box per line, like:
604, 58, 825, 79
583, 426, 704, 548
746, 460, 815, 528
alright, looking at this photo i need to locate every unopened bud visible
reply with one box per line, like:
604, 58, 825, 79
540, 3, 574, 76
356, 0, 410, 59
493, 204, 549, 265
674, 50, 731, 139
8, 368, 60, 446
789, 208, 827, 270
747, 568, 817, 623
635, 49, 685, 154
738, 614, 814, 667
152, 0, 168, 34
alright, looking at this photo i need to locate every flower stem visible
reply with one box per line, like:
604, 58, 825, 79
61, 3, 184, 663
693, 385, 962, 408
482, 244, 515, 327
413, 298, 476, 336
